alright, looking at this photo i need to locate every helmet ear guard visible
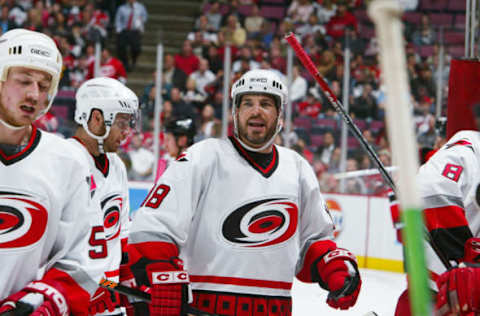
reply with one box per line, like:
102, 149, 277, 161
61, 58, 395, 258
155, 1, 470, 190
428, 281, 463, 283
230, 69, 287, 152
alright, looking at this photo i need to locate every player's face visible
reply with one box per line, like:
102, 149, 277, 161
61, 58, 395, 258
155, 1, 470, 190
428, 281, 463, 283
104, 113, 132, 152
237, 94, 278, 149
164, 132, 180, 158
0, 67, 51, 127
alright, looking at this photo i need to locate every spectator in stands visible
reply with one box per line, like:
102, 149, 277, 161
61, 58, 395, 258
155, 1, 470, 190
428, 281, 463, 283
115, 0, 148, 72
164, 53, 187, 97
196, 104, 219, 141
319, 172, 339, 193
8, 3, 28, 28
24, 5, 43, 31
244, 5, 264, 39
204, 44, 222, 74
342, 27, 366, 56
412, 13, 436, 46
417, 114, 437, 149
82, 2, 110, 44
287, 0, 314, 24
190, 15, 218, 45
204, 1, 222, 32
297, 92, 322, 118
189, 58, 216, 97
128, 132, 154, 181
232, 46, 260, 74
412, 63, 436, 103
220, 14, 246, 47
345, 158, 367, 194
182, 77, 207, 109
313, 0, 336, 24
296, 13, 325, 40
317, 49, 336, 80
86, 46, 127, 84
269, 44, 286, 73
175, 40, 200, 76
0, 6, 15, 34
317, 131, 337, 167
325, 2, 357, 40
352, 83, 378, 120
170, 87, 195, 119
291, 65, 308, 103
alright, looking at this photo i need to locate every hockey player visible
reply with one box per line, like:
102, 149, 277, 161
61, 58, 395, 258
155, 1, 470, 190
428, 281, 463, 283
71, 77, 139, 315
164, 116, 195, 160
0, 29, 105, 315
393, 127, 480, 315
129, 69, 362, 316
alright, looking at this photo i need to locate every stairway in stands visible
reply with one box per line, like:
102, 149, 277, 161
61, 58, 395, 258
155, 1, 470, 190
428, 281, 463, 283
126, 0, 201, 95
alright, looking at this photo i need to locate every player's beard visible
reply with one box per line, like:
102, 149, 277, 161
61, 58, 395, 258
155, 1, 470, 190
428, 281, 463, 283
237, 116, 278, 148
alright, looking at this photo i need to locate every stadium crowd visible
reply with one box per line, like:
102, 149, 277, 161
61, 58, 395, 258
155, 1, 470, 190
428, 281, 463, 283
4, 0, 463, 195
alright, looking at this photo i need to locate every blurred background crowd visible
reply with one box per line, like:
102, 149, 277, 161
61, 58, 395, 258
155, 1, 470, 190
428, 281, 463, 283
3, 0, 465, 195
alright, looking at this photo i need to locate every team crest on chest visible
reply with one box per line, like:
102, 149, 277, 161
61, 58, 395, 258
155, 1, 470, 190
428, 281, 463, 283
0, 191, 48, 249
101, 193, 123, 241
221, 198, 298, 248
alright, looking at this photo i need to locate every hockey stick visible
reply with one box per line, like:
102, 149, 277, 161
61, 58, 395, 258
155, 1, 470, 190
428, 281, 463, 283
284, 32, 453, 271
99, 278, 217, 316
284, 32, 396, 192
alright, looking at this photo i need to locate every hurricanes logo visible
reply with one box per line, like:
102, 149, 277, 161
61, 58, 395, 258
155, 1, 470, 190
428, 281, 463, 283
101, 194, 122, 241
326, 199, 343, 239
0, 192, 48, 249
222, 198, 298, 248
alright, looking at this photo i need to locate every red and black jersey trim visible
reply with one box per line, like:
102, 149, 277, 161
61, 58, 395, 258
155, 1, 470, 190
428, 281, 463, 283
0, 125, 41, 166
72, 136, 110, 177
229, 137, 278, 178
424, 205, 473, 261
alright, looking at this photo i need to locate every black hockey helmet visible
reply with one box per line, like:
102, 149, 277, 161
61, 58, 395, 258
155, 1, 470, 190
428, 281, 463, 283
165, 116, 196, 146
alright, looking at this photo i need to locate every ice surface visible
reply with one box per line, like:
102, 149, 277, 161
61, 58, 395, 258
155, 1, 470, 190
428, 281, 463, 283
292, 269, 407, 315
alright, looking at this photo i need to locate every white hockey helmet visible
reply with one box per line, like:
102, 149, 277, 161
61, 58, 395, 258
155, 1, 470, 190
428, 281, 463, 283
231, 69, 287, 151
75, 77, 139, 145
0, 29, 63, 117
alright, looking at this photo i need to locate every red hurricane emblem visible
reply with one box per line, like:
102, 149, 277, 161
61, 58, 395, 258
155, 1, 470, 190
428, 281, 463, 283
0, 194, 48, 249
222, 198, 298, 248
101, 195, 122, 241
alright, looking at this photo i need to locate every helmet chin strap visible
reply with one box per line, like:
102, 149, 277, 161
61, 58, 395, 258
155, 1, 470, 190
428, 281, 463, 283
0, 117, 28, 130
82, 121, 110, 154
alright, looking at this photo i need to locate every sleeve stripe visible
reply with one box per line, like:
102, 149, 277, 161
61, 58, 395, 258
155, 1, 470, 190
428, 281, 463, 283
424, 205, 469, 231
422, 194, 465, 209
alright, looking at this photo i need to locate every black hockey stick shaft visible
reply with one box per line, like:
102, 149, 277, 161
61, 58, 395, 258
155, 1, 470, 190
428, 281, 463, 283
285, 32, 396, 192
285, 32, 453, 270
99, 278, 217, 316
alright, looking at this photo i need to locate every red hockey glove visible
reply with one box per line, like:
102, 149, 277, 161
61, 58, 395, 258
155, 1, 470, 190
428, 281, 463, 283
462, 237, 480, 264
316, 248, 361, 310
0, 281, 68, 316
146, 257, 190, 316
88, 287, 117, 315
435, 263, 480, 316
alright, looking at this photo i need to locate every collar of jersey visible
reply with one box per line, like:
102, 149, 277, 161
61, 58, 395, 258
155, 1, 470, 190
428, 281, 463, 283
0, 125, 41, 166
72, 136, 110, 177
229, 136, 279, 178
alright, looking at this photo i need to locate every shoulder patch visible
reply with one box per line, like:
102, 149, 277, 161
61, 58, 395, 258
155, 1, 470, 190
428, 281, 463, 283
445, 139, 475, 152
176, 153, 188, 162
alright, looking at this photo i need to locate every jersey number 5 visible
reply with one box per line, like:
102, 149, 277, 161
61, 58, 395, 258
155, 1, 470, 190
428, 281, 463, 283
142, 184, 171, 209
442, 163, 463, 182
89, 226, 108, 259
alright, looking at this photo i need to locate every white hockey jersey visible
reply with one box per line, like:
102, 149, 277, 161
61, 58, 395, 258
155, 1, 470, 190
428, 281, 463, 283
0, 126, 104, 314
417, 130, 480, 283
69, 138, 130, 284
130, 137, 335, 299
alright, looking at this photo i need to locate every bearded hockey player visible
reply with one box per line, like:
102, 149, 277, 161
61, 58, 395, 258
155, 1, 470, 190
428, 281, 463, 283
71, 77, 139, 316
129, 69, 362, 316
0, 29, 104, 315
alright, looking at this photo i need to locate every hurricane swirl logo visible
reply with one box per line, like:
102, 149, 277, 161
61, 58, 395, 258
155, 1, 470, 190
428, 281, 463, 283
325, 199, 343, 239
101, 194, 122, 241
222, 198, 298, 248
0, 192, 48, 249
